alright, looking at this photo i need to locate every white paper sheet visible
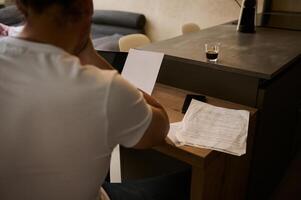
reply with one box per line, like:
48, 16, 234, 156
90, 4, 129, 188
167, 122, 185, 146
121, 49, 164, 95
168, 100, 250, 156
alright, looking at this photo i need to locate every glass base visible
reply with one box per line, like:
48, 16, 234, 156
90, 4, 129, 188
207, 58, 218, 62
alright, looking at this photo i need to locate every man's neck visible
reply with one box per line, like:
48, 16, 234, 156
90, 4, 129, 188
19, 20, 79, 55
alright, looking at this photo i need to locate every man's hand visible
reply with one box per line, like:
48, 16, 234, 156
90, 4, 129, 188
0, 23, 9, 36
77, 37, 114, 70
76, 38, 95, 63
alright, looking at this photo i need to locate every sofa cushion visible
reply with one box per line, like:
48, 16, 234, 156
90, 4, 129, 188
0, 5, 24, 26
92, 10, 146, 29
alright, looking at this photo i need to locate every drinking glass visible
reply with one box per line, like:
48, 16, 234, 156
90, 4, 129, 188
205, 43, 220, 62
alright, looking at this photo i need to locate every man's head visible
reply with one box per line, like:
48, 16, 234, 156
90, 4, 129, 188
16, 0, 93, 22
15, 0, 94, 54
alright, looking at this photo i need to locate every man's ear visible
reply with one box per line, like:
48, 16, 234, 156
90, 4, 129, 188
15, 0, 29, 17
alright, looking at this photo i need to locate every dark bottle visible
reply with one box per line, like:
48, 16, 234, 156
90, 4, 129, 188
237, 0, 257, 33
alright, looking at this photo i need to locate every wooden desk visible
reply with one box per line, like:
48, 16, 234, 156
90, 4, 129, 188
121, 84, 257, 200
139, 24, 301, 199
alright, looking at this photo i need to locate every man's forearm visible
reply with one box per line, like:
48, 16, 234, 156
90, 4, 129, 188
81, 50, 114, 70
90, 52, 114, 70
140, 90, 163, 109
77, 38, 114, 70
140, 90, 169, 122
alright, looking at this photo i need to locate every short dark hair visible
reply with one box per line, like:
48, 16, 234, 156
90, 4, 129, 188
18, 0, 73, 12
17, 0, 75, 12
15, 0, 91, 23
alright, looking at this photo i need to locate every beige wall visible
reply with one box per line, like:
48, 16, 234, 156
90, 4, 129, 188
93, 0, 264, 41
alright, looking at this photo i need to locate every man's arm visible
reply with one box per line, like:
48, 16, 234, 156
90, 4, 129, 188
77, 38, 114, 70
0, 23, 9, 36
107, 75, 170, 149
133, 91, 170, 149
78, 39, 170, 149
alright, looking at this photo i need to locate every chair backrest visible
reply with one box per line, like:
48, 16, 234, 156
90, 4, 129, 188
119, 33, 151, 52
182, 23, 201, 34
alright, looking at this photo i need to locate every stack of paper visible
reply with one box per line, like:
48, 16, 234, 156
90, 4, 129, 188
168, 100, 250, 156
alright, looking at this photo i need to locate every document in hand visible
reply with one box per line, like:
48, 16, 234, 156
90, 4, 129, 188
121, 49, 164, 95
168, 100, 250, 156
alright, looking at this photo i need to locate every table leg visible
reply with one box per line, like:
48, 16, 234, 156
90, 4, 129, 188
190, 166, 205, 200
190, 154, 225, 200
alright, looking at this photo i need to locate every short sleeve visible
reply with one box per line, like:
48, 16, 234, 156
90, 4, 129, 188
106, 74, 152, 148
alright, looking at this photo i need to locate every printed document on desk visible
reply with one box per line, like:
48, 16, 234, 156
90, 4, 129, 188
168, 100, 250, 156
121, 49, 164, 95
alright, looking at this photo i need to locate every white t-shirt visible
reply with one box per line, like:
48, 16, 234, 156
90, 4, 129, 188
0, 37, 152, 200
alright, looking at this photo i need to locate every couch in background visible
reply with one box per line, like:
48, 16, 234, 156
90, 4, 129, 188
0, 5, 24, 26
0, 6, 147, 51
91, 10, 146, 51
